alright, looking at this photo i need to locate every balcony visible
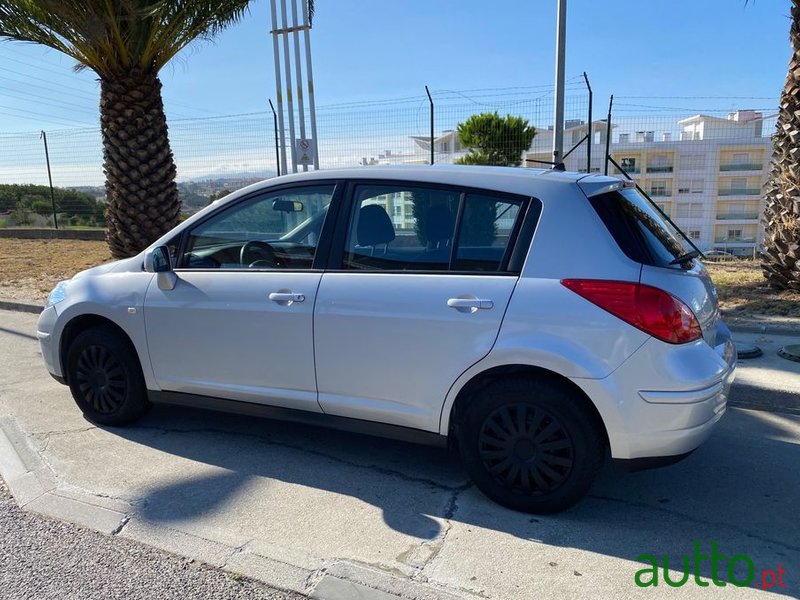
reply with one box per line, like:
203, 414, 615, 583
649, 189, 672, 197
615, 166, 640, 174
646, 165, 674, 173
715, 236, 757, 243
718, 188, 761, 196
719, 163, 763, 172
716, 213, 760, 221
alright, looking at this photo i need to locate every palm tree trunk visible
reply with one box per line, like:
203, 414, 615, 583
762, 1, 800, 290
100, 69, 180, 259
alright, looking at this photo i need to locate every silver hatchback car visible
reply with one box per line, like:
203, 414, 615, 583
37, 165, 736, 513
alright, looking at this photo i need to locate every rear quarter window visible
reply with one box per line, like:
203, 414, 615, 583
589, 188, 686, 267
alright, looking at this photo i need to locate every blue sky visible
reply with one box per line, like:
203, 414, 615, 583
0, 0, 790, 133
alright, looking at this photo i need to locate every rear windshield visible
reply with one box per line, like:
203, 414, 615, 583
589, 188, 686, 267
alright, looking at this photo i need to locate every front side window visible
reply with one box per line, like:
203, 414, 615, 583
342, 184, 525, 273
181, 185, 335, 269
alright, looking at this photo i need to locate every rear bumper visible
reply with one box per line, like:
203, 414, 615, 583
613, 450, 695, 472
572, 330, 736, 462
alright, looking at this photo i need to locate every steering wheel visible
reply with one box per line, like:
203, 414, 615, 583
240, 240, 280, 268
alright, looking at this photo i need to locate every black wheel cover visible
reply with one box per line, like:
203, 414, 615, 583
478, 403, 575, 495
74, 344, 128, 414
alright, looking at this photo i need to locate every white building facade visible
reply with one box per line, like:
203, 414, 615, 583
524, 110, 772, 256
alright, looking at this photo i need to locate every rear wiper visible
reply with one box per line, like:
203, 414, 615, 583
670, 249, 701, 266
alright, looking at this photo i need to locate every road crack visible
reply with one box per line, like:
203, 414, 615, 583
403, 482, 472, 580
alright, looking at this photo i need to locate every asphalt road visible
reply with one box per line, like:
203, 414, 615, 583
0, 479, 302, 600
1, 308, 799, 600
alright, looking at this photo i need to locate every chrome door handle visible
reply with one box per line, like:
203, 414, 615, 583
269, 291, 305, 304
447, 298, 493, 312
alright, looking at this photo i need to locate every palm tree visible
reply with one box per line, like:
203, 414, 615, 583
0, 1, 251, 258
761, 0, 800, 290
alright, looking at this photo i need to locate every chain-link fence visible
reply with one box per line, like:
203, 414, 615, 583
530, 101, 777, 257
0, 87, 777, 257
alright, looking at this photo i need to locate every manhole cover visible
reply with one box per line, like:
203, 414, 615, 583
778, 344, 800, 363
735, 342, 762, 359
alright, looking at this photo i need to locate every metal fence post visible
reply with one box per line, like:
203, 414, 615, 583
40, 130, 58, 229
425, 85, 434, 165
268, 99, 281, 176
583, 72, 592, 174
604, 95, 613, 176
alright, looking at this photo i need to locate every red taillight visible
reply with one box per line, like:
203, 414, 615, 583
561, 279, 702, 344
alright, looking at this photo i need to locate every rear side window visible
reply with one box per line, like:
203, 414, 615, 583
341, 184, 527, 273
589, 188, 686, 267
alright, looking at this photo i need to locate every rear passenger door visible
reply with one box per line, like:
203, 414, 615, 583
314, 181, 533, 432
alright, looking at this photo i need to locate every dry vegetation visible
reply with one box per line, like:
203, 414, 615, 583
0, 239, 798, 319
704, 259, 800, 318
0, 238, 112, 302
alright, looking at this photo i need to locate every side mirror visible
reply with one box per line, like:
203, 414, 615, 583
144, 246, 178, 291
144, 246, 172, 273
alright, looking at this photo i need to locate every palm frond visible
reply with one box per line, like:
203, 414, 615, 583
0, 0, 251, 76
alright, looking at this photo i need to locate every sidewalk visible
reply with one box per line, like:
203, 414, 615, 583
722, 310, 800, 335
1, 308, 799, 599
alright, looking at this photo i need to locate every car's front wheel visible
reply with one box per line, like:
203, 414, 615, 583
66, 325, 150, 426
458, 377, 604, 514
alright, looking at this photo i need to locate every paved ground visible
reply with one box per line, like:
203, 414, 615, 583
728, 330, 800, 414
1, 308, 798, 599
0, 477, 302, 600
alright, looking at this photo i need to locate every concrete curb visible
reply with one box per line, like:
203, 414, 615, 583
725, 322, 800, 336
0, 415, 457, 599
0, 299, 42, 315
0, 228, 105, 241
0, 416, 129, 534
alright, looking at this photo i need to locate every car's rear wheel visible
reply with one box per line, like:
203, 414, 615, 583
458, 377, 604, 513
66, 325, 150, 425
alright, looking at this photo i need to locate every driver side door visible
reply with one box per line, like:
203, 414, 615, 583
144, 183, 337, 412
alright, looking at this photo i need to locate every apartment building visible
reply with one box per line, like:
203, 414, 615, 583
524, 110, 772, 256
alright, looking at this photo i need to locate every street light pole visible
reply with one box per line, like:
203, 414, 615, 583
552, 0, 567, 164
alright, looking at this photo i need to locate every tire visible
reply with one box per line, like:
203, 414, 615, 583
458, 377, 604, 514
66, 325, 150, 426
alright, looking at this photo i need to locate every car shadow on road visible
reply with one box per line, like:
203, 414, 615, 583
111, 404, 799, 594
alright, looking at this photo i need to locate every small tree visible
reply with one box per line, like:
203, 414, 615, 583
455, 112, 536, 167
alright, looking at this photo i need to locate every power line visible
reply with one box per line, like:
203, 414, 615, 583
0, 48, 222, 118
0, 67, 99, 100
616, 95, 777, 100
0, 104, 95, 127
0, 88, 98, 115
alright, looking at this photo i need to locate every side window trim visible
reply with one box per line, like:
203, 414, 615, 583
173, 180, 344, 271
506, 197, 543, 273
329, 178, 531, 274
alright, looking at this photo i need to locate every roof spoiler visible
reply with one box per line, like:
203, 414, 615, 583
578, 177, 635, 198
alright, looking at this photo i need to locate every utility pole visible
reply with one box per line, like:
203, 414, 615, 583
552, 0, 567, 164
